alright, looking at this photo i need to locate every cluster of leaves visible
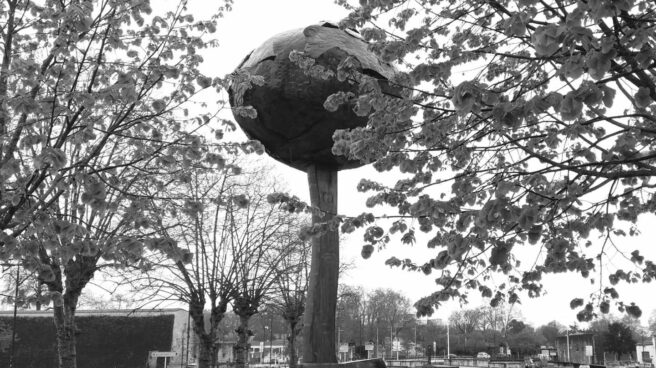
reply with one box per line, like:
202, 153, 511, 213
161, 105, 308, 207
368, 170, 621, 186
329, 0, 656, 320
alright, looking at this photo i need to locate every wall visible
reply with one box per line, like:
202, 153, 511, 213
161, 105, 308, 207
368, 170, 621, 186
0, 308, 189, 368
0, 311, 175, 368
385, 357, 522, 368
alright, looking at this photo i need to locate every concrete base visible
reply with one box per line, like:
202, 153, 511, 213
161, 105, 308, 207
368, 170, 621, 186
300, 364, 339, 368
340, 358, 387, 368
300, 358, 387, 368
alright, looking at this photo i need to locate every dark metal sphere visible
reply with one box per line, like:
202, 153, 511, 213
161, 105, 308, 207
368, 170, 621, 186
228, 22, 396, 171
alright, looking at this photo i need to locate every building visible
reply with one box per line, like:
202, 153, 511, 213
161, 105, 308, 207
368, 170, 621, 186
555, 333, 599, 364
0, 308, 195, 368
637, 336, 656, 365
539, 345, 558, 360
250, 339, 288, 363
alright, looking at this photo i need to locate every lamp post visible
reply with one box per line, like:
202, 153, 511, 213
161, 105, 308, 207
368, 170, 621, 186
265, 326, 269, 364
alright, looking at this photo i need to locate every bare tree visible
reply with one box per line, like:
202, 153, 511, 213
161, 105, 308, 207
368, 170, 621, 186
128, 163, 243, 368
229, 172, 301, 368
450, 309, 483, 351
125, 163, 303, 368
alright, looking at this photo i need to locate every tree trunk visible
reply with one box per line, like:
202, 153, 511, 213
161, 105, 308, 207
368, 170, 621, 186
234, 314, 252, 368
53, 292, 80, 368
302, 165, 339, 364
197, 335, 218, 368
189, 300, 216, 368
287, 320, 301, 368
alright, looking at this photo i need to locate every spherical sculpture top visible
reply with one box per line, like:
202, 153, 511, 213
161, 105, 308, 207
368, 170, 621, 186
228, 22, 395, 171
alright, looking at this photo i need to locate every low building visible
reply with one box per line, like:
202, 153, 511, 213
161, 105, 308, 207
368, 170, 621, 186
637, 336, 656, 365
555, 333, 599, 364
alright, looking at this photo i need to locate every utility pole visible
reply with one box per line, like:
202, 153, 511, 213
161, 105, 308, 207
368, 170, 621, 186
376, 325, 379, 359
447, 322, 450, 357
9, 264, 20, 368
337, 328, 342, 362
269, 313, 274, 367
414, 325, 417, 359
390, 324, 393, 360
566, 329, 570, 362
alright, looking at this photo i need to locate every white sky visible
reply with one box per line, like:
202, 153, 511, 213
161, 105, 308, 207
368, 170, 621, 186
171, 0, 656, 328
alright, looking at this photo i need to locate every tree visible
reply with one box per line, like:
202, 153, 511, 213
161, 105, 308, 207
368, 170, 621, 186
270, 233, 310, 368
0, 1, 236, 367
331, 0, 656, 320
0, 265, 45, 310
365, 288, 412, 355
649, 309, 656, 336
536, 321, 564, 345
132, 163, 240, 368
225, 170, 302, 368
337, 284, 367, 347
604, 322, 636, 358
450, 308, 482, 350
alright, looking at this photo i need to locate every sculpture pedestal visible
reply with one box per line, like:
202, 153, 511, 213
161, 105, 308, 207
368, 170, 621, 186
302, 165, 339, 364
300, 359, 388, 368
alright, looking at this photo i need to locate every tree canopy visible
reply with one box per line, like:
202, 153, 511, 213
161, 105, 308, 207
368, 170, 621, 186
327, 0, 656, 320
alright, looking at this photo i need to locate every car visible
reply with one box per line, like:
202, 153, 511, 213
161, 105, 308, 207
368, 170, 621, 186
477, 352, 491, 359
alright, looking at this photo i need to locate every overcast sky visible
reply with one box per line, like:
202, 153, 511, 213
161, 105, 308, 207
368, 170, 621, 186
160, 0, 656, 328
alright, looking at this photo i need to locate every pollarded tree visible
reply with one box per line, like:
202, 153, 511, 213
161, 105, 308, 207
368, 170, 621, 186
125, 158, 245, 368
331, 0, 656, 320
229, 173, 302, 368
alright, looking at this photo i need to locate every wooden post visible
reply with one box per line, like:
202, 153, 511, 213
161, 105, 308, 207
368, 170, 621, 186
302, 165, 339, 366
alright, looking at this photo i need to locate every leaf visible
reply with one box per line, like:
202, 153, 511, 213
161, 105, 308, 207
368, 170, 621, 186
625, 303, 642, 318
518, 206, 539, 230
635, 87, 653, 108
233, 106, 258, 119
323, 91, 354, 112
570, 298, 584, 309
361, 244, 374, 259
152, 99, 166, 112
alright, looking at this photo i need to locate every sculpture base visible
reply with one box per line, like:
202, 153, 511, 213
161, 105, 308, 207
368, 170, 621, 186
301, 358, 387, 368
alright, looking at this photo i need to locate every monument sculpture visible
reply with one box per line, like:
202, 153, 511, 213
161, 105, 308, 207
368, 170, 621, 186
229, 22, 395, 366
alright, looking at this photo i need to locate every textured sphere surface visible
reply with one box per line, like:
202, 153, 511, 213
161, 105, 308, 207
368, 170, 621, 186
228, 22, 395, 171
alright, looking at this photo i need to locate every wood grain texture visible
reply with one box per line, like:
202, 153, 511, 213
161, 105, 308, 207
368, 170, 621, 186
303, 165, 339, 364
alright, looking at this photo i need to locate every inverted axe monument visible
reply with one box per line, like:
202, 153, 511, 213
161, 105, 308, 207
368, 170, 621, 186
229, 22, 395, 367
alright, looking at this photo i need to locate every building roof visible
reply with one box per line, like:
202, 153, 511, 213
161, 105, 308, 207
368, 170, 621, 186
556, 332, 595, 338
0, 308, 187, 317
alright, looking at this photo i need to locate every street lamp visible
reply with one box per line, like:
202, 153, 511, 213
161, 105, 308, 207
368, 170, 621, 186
264, 326, 269, 364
